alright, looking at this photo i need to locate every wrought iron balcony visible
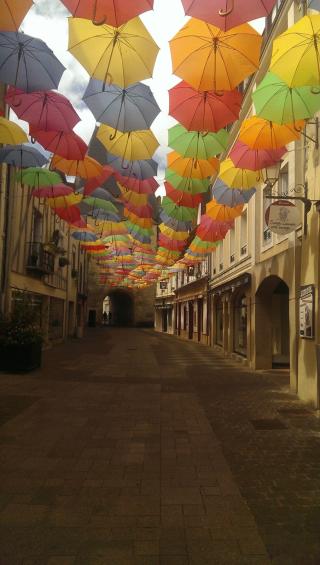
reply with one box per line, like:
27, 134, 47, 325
26, 242, 54, 275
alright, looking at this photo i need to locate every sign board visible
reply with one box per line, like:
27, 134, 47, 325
159, 281, 167, 290
265, 200, 301, 236
299, 285, 315, 339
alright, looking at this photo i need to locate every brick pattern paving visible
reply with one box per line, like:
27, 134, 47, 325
0, 328, 318, 564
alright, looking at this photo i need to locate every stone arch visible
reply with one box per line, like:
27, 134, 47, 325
107, 289, 134, 327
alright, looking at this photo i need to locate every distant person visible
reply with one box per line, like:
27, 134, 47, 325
108, 311, 112, 325
102, 311, 108, 326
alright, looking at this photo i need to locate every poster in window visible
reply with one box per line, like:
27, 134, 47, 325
299, 285, 314, 339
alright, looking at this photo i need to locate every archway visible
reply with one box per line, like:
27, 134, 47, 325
106, 290, 134, 327
255, 275, 290, 369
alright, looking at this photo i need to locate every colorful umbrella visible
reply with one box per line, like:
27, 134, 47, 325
252, 71, 320, 124
159, 223, 189, 241
83, 165, 114, 195
83, 197, 118, 214
0, 116, 28, 144
165, 169, 209, 193
158, 234, 187, 251
17, 167, 61, 187
118, 186, 149, 206
32, 184, 73, 198
97, 125, 159, 161
72, 230, 97, 242
0, 31, 65, 92
165, 182, 203, 208
196, 214, 233, 241
167, 152, 219, 179
124, 209, 153, 228
160, 211, 193, 231
168, 124, 228, 159
51, 155, 103, 179
206, 198, 243, 221
68, 17, 159, 88
83, 78, 160, 132
212, 181, 256, 207
30, 128, 88, 160
229, 141, 287, 171
114, 172, 158, 194
0, 0, 33, 31
169, 81, 242, 133
270, 15, 320, 87
61, 0, 154, 27
170, 19, 262, 91
48, 193, 83, 208
161, 197, 198, 222
239, 116, 305, 150
5, 87, 80, 132
219, 158, 261, 189
0, 143, 48, 167
54, 205, 82, 224
181, 0, 277, 32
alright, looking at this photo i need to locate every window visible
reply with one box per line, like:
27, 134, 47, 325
278, 164, 288, 197
31, 208, 43, 243
216, 298, 223, 346
218, 243, 224, 271
234, 294, 247, 356
240, 210, 248, 256
263, 188, 272, 245
230, 226, 235, 264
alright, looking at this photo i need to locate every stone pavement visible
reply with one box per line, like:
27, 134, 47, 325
0, 328, 319, 565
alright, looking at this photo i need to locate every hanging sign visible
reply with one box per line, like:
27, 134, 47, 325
299, 285, 314, 339
265, 200, 301, 236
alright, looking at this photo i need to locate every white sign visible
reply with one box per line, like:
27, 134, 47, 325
265, 200, 301, 236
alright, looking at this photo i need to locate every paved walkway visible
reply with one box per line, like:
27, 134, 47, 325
0, 328, 319, 565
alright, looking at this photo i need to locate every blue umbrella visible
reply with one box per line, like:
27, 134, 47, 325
83, 79, 160, 133
71, 231, 97, 242
0, 143, 49, 167
160, 211, 193, 231
91, 209, 120, 222
0, 32, 65, 92
212, 180, 256, 207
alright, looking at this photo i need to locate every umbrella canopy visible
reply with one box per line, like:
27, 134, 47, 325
119, 186, 149, 206
168, 124, 228, 159
83, 165, 114, 195
48, 193, 83, 208
0, 116, 28, 144
17, 167, 61, 187
196, 214, 233, 242
165, 169, 209, 193
97, 125, 159, 161
68, 17, 159, 88
5, 87, 80, 132
83, 78, 160, 131
84, 187, 118, 202
161, 196, 198, 222
125, 201, 153, 217
252, 71, 320, 124
181, 0, 277, 31
103, 152, 158, 179
206, 198, 243, 221
0, 143, 48, 167
32, 184, 73, 198
158, 235, 186, 251
167, 151, 219, 179
61, 0, 154, 27
159, 223, 189, 241
212, 181, 256, 207
229, 141, 287, 171
160, 211, 193, 231
270, 14, 320, 87
30, 128, 88, 160
165, 182, 203, 208
51, 154, 103, 178
0, 31, 65, 92
54, 205, 82, 224
0, 0, 33, 31
219, 158, 261, 189
83, 196, 118, 214
114, 172, 158, 194
72, 230, 97, 242
239, 116, 304, 150
169, 81, 242, 133
124, 209, 153, 228
170, 19, 262, 91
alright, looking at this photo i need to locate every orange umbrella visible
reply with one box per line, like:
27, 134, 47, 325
1, 0, 33, 31
167, 152, 219, 179
170, 19, 262, 91
124, 209, 153, 228
206, 198, 243, 221
51, 154, 103, 179
239, 116, 304, 150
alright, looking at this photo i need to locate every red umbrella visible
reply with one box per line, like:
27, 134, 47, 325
32, 184, 73, 198
196, 214, 233, 241
169, 81, 242, 133
229, 141, 287, 171
115, 172, 158, 194
61, 0, 154, 26
124, 201, 153, 217
165, 182, 203, 208
84, 165, 114, 195
181, 0, 277, 32
30, 127, 87, 160
54, 205, 81, 224
158, 234, 187, 251
5, 87, 80, 132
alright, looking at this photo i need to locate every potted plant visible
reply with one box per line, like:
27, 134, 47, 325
0, 294, 43, 372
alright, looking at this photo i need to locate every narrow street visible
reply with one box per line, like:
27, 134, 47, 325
1, 328, 320, 565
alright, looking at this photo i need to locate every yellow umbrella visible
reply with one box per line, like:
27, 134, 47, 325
270, 14, 320, 87
219, 158, 261, 189
118, 184, 149, 206
68, 17, 159, 88
97, 124, 159, 160
167, 151, 219, 179
124, 209, 153, 228
159, 223, 189, 241
238, 116, 304, 150
170, 19, 262, 91
206, 198, 243, 221
48, 193, 83, 208
0, 116, 28, 144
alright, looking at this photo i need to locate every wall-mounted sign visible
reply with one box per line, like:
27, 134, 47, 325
299, 285, 314, 339
265, 200, 301, 236
159, 281, 167, 290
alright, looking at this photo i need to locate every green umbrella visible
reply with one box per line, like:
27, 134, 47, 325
16, 167, 61, 187
83, 197, 118, 214
103, 234, 131, 244
252, 71, 320, 124
165, 169, 209, 193
161, 196, 198, 222
168, 124, 228, 159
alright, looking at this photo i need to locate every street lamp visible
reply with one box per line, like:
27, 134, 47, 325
261, 161, 282, 189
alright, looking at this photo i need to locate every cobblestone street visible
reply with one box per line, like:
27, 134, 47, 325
0, 328, 320, 565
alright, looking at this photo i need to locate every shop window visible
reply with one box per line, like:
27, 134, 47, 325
278, 164, 288, 197
216, 298, 223, 346
234, 294, 247, 356
240, 210, 248, 256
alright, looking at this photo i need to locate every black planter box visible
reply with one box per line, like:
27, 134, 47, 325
0, 342, 42, 372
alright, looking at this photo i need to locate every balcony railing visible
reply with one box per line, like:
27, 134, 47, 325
26, 242, 54, 275
43, 272, 67, 290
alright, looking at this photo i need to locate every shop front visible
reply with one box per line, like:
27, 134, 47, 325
174, 276, 209, 344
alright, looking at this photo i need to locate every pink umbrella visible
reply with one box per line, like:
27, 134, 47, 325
30, 127, 87, 160
84, 165, 114, 195
115, 172, 158, 194
32, 184, 74, 198
5, 87, 80, 132
229, 141, 287, 171
196, 214, 233, 241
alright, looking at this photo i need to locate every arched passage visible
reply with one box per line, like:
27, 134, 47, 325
106, 290, 134, 327
255, 275, 290, 369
